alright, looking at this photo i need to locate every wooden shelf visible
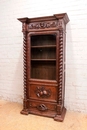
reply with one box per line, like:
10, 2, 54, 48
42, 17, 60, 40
31, 59, 56, 61
31, 45, 56, 48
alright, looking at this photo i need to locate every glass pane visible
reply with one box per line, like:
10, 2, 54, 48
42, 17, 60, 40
30, 34, 56, 80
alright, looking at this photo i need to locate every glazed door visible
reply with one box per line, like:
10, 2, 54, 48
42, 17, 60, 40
28, 31, 59, 82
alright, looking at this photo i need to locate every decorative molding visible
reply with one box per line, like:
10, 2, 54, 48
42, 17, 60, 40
28, 21, 57, 30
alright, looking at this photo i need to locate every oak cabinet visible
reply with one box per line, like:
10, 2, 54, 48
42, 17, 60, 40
18, 13, 69, 121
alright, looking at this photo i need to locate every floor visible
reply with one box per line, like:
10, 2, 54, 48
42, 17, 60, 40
0, 100, 87, 130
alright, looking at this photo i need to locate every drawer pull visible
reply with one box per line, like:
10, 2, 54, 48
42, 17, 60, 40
37, 104, 48, 111
36, 86, 51, 98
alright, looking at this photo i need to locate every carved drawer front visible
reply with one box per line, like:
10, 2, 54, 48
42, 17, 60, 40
29, 100, 57, 117
29, 84, 57, 102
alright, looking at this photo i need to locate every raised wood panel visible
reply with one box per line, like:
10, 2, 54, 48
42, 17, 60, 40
29, 84, 57, 102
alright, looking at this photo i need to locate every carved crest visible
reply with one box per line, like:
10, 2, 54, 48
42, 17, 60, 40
29, 21, 57, 29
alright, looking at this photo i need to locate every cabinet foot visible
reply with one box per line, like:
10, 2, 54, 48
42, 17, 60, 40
20, 109, 29, 115
54, 107, 66, 122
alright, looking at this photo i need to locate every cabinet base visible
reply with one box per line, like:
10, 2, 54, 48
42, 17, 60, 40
54, 107, 66, 122
20, 107, 66, 122
20, 109, 29, 115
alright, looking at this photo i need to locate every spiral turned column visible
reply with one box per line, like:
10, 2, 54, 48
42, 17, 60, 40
21, 23, 28, 114
23, 31, 27, 103
58, 30, 63, 114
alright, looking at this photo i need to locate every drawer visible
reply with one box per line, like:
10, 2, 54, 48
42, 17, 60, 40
28, 84, 57, 102
29, 100, 57, 117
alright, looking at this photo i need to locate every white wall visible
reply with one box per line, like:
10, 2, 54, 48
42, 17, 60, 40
0, 0, 87, 112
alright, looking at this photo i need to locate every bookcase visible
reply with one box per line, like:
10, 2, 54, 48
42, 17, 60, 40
18, 13, 69, 121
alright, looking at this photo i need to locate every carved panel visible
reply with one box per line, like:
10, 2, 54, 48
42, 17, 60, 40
58, 19, 65, 30
37, 104, 48, 111
35, 86, 51, 98
28, 20, 57, 30
22, 23, 27, 32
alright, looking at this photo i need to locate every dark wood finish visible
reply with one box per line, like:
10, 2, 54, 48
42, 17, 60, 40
29, 84, 57, 102
18, 13, 69, 122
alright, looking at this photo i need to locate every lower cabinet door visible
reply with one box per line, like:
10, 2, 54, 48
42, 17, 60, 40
28, 84, 57, 102
29, 100, 57, 117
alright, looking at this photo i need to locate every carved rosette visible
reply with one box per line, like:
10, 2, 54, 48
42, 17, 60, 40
58, 30, 63, 114
22, 23, 28, 110
28, 21, 57, 30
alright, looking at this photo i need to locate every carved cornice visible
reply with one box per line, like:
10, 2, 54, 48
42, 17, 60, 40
18, 17, 29, 23
18, 13, 69, 24
54, 13, 69, 24
18, 13, 69, 32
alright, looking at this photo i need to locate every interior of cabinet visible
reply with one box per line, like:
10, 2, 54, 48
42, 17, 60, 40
30, 34, 56, 80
